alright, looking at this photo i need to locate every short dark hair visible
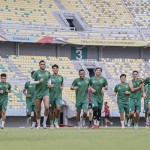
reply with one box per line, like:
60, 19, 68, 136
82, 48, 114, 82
39, 60, 45, 64
31, 71, 35, 76
132, 70, 139, 74
105, 102, 108, 105
52, 64, 59, 69
79, 69, 85, 73
95, 67, 102, 72
120, 74, 126, 78
1, 73, 7, 78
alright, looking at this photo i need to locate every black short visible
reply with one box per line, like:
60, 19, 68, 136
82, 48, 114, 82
88, 103, 92, 109
105, 115, 110, 119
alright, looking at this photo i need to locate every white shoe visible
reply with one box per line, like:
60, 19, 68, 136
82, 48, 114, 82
82, 119, 85, 127
36, 126, 41, 129
1, 126, 4, 129
50, 124, 54, 129
105, 126, 108, 128
77, 125, 81, 129
121, 126, 125, 129
30, 123, 36, 129
127, 120, 131, 127
54, 122, 59, 129
43, 123, 47, 129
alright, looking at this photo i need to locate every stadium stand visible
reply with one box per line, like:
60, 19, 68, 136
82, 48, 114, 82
124, 0, 150, 29
61, 0, 135, 28
0, 0, 59, 26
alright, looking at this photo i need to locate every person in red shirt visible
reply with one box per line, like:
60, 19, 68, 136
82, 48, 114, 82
103, 102, 113, 127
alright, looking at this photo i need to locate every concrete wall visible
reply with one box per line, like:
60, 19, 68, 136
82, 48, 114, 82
0, 42, 150, 60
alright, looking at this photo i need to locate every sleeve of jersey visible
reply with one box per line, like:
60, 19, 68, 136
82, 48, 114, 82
61, 76, 64, 85
104, 79, 108, 87
32, 71, 37, 80
89, 78, 92, 86
114, 85, 117, 93
24, 82, 28, 90
71, 79, 77, 87
144, 78, 148, 85
8, 84, 11, 90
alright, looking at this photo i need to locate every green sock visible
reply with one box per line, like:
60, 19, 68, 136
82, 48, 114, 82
50, 120, 53, 125
55, 118, 59, 123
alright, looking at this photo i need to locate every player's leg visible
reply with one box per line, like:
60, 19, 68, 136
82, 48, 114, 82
30, 105, 36, 129
125, 104, 130, 127
147, 101, 150, 119
96, 102, 103, 127
88, 107, 93, 128
134, 101, 141, 129
49, 106, 55, 129
26, 104, 31, 125
42, 96, 49, 129
129, 100, 135, 127
54, 99, 62, 129
92, 99, 99, 128
36, 99, 42, 129
1, 110, 6, 129
81, 102, 88, 127
0, 105, 2, 127
76, 103, 82, 128
1, 101, 8, 129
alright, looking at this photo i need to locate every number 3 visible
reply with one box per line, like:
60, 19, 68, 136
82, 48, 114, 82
76, 50, 82, 60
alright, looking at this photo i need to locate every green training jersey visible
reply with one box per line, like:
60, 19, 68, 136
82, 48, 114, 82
0, 82, 11, 101
114, 82, 130, 104
49, 74, 63, 100
72, 77, 89, 103
32, 69, 51, 96
24, 81, 36, 104
144, 76, 150, 97
90, 76, 108, 101
129, 79, 142, 100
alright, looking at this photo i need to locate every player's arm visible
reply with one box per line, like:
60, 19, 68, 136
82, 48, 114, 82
129, 81, 142, 92
6, 84, 11, 93
141, 82, 146, 99
114, 85, 118, 97
30, 71, 43, 84
23, 83, 30, 97
60, 76, 64, 91
102, 79, 108, 93
70, 79, 78, 90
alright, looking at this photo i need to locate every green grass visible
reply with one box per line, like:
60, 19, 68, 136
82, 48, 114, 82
0, 127, 150, 150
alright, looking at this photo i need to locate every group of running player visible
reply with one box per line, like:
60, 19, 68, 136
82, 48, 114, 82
0, 60, 150, 129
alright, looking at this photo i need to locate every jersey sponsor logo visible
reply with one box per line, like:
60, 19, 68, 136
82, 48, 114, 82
38, 74, 42, 77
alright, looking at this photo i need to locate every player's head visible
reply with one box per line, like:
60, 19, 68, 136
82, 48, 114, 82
132, 70, 139, 79
79, 69, 85, 79
105, 102, 108, 105
1, 73, 7, 83
31, 71, 35, 77
95, 67, 102, 76
39, 60, 46, 70
52, 64, 59, 74
120, 74, 126, 83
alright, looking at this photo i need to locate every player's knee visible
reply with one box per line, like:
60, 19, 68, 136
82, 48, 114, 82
89, 109, 93, 114
45, 105, 49, 110
2, 110, 5, 115
56, 106, 61, 111
130, 111, 134, 116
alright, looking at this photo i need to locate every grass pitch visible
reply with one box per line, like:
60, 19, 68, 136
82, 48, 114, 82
0, 127, 150, 150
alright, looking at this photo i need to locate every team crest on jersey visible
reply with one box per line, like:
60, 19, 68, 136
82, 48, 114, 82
38, 74, 42, 77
